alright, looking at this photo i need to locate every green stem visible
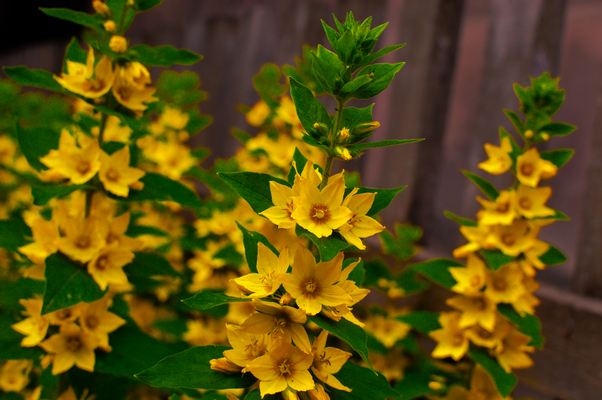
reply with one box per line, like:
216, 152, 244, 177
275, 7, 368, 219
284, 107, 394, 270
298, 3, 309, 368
319, 97, 345, 190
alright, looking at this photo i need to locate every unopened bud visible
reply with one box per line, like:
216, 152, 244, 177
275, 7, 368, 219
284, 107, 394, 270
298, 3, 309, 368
338, 127, 350, 143
312, 122, 329, 137
279, 293, 293, 305
109, 35, 127, 53
334, 146, 352, 161
540, 132, 550, 141
355, 120, 380, 134
92, 0, 111, 17
525, 129, 534, 139
103, 20, 116, 33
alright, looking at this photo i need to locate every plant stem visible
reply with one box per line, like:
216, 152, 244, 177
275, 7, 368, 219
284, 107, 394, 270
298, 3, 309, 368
319, 97, 345, 190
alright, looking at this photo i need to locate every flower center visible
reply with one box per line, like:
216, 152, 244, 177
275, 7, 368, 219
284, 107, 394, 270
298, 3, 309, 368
76, 160, 91, 175
278, 360, 291, 375
106, 168, 120, 182
66, 336, 82, 352
520, 163, 534, 177
493, 277, 507, 291
305, 280, 318, 293
309, 204, 330, 224
86, 315, 99, 329
82, 79, 106, 93
501, 233, 515, 246
75, 236, 91, 249
496, 201, 510, 213
451, 333, 464, 347
95, 255, 109, 271
469, 275, 482, 288
519, 197, 532, 210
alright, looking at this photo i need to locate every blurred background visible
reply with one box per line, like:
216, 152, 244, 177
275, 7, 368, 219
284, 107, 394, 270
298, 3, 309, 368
1, 1, 601, 398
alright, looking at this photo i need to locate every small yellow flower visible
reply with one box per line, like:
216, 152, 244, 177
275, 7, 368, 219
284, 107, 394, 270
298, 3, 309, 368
486, 220, 539, 256
514, 185, 555, 219
233, 243, 290, 298
99, 146, 145, 197
219, 324, 270, 371
290, 172, 352, 238
87, 246, 135, 290
494, 326, 534, 372
92, 0, 111, 16
0, 360, 32, 392
446, 293, 497, 331
261, 181, 298, 229
430, 312, 469, 361
78, 296, 126, 350
112, 62, 157, 111
109, 35, 127, 53
281, 247, 352, 316
477, 137, 513, 175
449, 253, 487, 295
103, 20, 116, 33
311, 330, 352, 391
39, 323, 99, 374
55, 48, 115, 98
18, 217, 60, 264
476, 190, 517, 226
339, 189, 385, 250
246, 339, 315, 397
452, 224, 492, 258
246, 100, 271, 127
12, 298, 49, 347
57, 216, 106, 263
484, 262, 525, 304
516, 148, 557, 187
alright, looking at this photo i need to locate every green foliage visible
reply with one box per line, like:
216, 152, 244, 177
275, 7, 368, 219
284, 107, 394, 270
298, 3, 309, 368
443, 211, 478, 227
42, 254, 106, 314
540, 148, 574, 169
16, 125, 60, 171
395, 311, 441, 335
330, 361, 399, 400
295, 226, 349, 262
497, 304, 544, 349
409, 258, 461, 289
238, 223, 280, 274
182, 290, 251, 311
127, 172, 204, 208
218, 172, 289, 214
346, 138, 423, 157
379, 223, 422, 261
478, 249, 515, 271
539, 245, 567, 265
289, 78, 332, 135
253, 63, 287, 108
135, 345, 257, 390
40, 8, 105, 30
130, 44, 202, 67
462, 170, 500, 201
4, 66, 73, 95
467, 349, 518, 397
0, 216, 31, 252
0, 314, 45, 360
31, 184, 95, 206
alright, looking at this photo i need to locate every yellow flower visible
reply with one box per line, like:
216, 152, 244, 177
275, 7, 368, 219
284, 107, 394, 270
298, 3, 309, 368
514, 185, 555, 219
452, 224, 492, 258
476, 190, 517, 226
40, 130, 101, 185
246, 339, 315, 397
485, 220, 539, 256
99, 146, 145, 197
47, 304, 82, 326
55, 47, 115, 98
87, 246, 135, 290
78, 296, 126, 350
311, 330, 352, 391
0, 360, 32, 392
477, 137, 513, 175
233, 243, 290, 298
465, 322, 505, 350
291, 171, 352, 238
239, 300, 312, 354
92, 0, 111, 16
261, 181, 298, 229
102, 115, 132, 143
516, 148, 557, 187
12, 298, 49, 347
109, 35, 127, 53
449, 253, 487, 295
430, 312, 469, 361
484, 262, 525, 304
446, 293, 498, 331
57, 216, 107, 263
246, 100, 271, 127
18, 217, 60, 264
112, 62, 157, 111
103, 20, 116, 33
183, 319, 227, 347
281, 247, 352, 316
220, 324, 270, 371
494, 326, 534, 372
39, 323, 98, 374
339, 189, 385, 250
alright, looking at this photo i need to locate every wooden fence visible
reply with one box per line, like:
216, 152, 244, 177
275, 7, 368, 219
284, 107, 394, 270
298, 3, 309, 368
1, 0, 601, 398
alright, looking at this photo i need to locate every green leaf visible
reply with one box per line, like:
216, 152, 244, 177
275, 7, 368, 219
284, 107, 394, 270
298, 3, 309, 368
182, 290, 251, 311
63, 37, 88, 70
478, 249, 515, 271
214, 244, 244, 267
252, 63, 287, 108
394, 368, 438, 400
42, 253, 106, 315
503, 109, 524, 136
4, 66, 71, 95
409, 258, 461, 289
378, 223, 422, 261
361, 258, 392, 288
321, 20, 340, 50
393, 269, 430, 296
330, 361, 399, 400
468, 348, 517, 397
345, 186, 406, 217
537, 208, 569, 221
352, 62, 405, 99
538, 121, 576, 137
0, 216, 31, 252
124, 252, 180, 279
31, 184, 95, 206
538, 245, 567, 265
310, 45, 345, 94
130, 44, 202, 67
345, 258, 364, 285
127, 172, 203, 208
339, 74, 372, 98
443, 211, 478, 227
356, 44, 406, 70
308, 315, 371, 368
340, 105, 374, 139
16, 125, 60, 171
0, 391, 24, 400
289, 78, 331, 134
395, 311, 441, 335
295, 225, 348, 262
498, 127, 522, 163
135, 345, 256, 390
497, 304, 544, 349
540, 148, 574, 169
244, 390, 278, 400
0, 314, 45, 360
40, 8, 104, 30
96, 325, 187, 378
219, 172, 289, 214
237, 223, 279, 274
125, 224, 169, 238
136, 0, 164, 12
462, 170, 499, 201
346, 138, 423, 154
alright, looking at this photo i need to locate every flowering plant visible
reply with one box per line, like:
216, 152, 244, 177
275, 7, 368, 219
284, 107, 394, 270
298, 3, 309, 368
0, 2, 575, 400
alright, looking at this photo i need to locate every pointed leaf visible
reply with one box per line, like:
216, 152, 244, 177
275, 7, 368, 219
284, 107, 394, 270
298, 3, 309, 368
39, 8, 104, 30
31, 184, 95, 206
289, 78, 331, 134
16, 125, 60, 171
503, 109, 524, 136
321, 20, 340, 50
237, 223, 279, 274
42, 253, 105, 315
295, 225, 348, 262
478, 249, 515, 271
462, 170, 499, 201
497, 304, 544, 349
356, 44, 406, 70
538, 245, 567, 266
540, 148, 574, 169
308, 315, 371, 369
130, 44, 202, 67
444, 211, 478, 227
346, 138, 423, 154
136, 0, 164, 12
182, 290, 251, 311
408, 258, 461, 289
135, 345, 256, 390
219, 172, 289, 214
538, 121, 576, 137
4, 66, 72, 95
352, 62, 405, 99
395, 311, 441, 335
0, 216, 31, 252
127, 172, 203, 208
343, 186, 406, 217
468, 349, 518, 397
329, 361, 399, 400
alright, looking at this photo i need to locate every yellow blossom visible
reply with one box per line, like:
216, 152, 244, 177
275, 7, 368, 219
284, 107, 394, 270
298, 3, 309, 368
78, 296, 126, 350
339, 189, 385, 250
183, 319, 227, 347
87, 245, 135, 290
486, 220, 539, 256
103, 20, 116, 32
57, 216, 107, 263
476, 190, 517, 226
452, 224, 492, 258
290, 172, 352, 238
47, 304, 82, 326
246, 100, 271, 127
311, 330, 351, 391
12, 299, 49, 347
0, 360, 32, 392
281, 247, 352, 316
514, 185, 555, 219
446, 293, 498, 331
55, 47, 115, 98
233, 243, 290, 298
430, 312, 469, 361
219, 324, 270, 371
246, 339, 315, 397
477, 137, 513, 175
516, 148, 557, 187
99, 146, 145, 197
40, 323, 99, 374
449, 253, 487, 295
102, 115, 132, 142
484, 262, 526, 304
261, 181, 298, 229
92, 0, 111, 16
494, 325, 534, 372
18, 217, 60, 264
112, 62, 157, 111
109, 35, 127, 53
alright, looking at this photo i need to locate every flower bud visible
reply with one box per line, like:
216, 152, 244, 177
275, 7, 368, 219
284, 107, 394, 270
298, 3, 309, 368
338, 127, 350, 143
334, 146, 352, 161
540, 132, 550, 141
355, 120, 380, 134
312, 122, 329, 137
92, 0, 111, 17
279, 293, 293, 305
109, 36, 127, 53
525, 129, 534, 139
103, 20, 116, 33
